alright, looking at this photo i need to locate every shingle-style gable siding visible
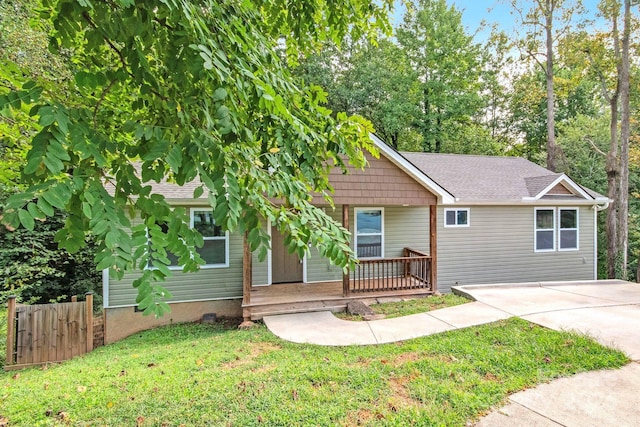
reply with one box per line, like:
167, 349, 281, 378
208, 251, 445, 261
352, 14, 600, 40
316, 152, 437, 206
436, 205, 595, 293
547, 183, 573, 195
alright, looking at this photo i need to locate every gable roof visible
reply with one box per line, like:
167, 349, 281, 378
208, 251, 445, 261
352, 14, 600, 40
400, 151, 608, 205
121, 135, 607, 207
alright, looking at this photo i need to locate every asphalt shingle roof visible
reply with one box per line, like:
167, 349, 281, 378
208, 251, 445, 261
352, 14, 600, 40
400, 152, 588, 202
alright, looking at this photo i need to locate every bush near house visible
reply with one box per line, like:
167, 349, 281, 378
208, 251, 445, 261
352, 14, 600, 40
0, 186, 101, 307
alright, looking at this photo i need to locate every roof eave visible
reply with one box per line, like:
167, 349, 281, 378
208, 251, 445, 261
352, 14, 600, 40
444, 198, 610, 206
529, 174, 594, 201
370, 134, 455, 204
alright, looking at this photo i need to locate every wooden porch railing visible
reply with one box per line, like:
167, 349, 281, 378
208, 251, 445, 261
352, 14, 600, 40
347, 248, 433, 294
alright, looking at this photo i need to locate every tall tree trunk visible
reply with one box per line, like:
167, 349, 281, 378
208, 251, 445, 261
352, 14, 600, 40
617, 0, 631, 278
545, 0, 557, 172
606, 5, 621, 279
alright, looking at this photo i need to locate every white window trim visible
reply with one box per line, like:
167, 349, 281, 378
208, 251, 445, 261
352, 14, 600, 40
354, 207, 384, 259
534, 208, 556, 253
444, 208, 470, 228
558, 207, 579, 251
190, 208, 229, 268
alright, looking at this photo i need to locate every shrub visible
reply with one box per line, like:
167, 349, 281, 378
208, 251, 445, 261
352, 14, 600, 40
0, 185, 102, 306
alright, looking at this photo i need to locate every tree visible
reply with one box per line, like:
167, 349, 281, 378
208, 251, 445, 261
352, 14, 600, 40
0, 0, 73, 186
294, 38, 422, 149
507, 0, 585, 171
0, 188, 101, 306
480, 29, 516, 149
397, 0, 484, 153
582, 0, 637, 278
0, 0, 391, 316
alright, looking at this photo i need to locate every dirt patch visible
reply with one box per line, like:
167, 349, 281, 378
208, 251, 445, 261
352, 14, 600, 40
342, 408, 381, 426
387, 376, 422, 410
221, 342, 281, 369
391, 352, 422, 367
250, 363, 277, 374
484, 372, 502, 382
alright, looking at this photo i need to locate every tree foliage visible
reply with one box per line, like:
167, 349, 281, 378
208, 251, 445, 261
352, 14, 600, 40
0, 0, 391, 316
0, 0, 73, 185
0, 188, 101, 306
294, 38, 422, 150
397, 0, 485, 153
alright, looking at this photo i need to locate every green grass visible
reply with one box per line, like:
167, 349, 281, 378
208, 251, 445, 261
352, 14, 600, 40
0, 317, 628, 426
336, 293, 470, 321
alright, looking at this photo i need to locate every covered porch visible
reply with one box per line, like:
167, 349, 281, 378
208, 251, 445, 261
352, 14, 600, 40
240, 145, 447, 320
242, 205, 438, 320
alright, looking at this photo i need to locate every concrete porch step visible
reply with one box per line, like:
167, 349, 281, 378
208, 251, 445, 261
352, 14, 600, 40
248, 300, 348, 320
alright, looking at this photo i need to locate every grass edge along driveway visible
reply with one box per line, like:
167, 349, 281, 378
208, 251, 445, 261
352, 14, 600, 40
0, 315, 628, 426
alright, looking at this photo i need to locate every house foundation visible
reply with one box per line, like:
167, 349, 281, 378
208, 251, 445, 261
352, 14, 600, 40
103, 299, 242, 344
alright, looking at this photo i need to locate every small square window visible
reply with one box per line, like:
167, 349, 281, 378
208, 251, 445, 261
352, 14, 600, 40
444, 209, 469, 227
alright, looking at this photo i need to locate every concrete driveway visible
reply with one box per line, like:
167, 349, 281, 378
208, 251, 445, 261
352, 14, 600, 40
453, 279, 640, 360
454, 280, 640, 427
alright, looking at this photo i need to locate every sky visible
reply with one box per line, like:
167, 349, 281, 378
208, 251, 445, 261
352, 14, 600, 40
393, 0, 607, 42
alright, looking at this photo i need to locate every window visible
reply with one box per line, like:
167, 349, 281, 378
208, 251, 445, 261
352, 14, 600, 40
191, 209, 229, 267
159, 222, 181, 267
534, 208, 579, 252
559, 208, 578, 250
145, 221, 182, 270
444, 208, 470, 227
355, 208, 383, 259
535, 209, 555, 252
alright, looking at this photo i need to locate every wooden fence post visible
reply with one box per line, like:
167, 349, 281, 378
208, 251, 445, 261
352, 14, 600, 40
71, 295, 77, 302
6, 296, 16, 366
85, 293, 93, 353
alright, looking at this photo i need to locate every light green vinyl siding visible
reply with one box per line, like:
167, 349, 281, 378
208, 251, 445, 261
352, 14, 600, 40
305, 206, 431, 283
437, 205, 595, 293
305, 208, 343, 282
107, 218, 244, 308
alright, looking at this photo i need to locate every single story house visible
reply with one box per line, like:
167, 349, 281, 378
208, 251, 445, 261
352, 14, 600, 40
102, 134, 609, 343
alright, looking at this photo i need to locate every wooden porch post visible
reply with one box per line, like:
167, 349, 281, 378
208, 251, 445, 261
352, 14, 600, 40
242, 231, 252, 320
342, 204, 350, 297
429, 205, 438, 292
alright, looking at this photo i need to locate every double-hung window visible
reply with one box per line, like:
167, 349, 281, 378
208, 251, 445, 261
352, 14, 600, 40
191, 209, 229, 267
558, 208, 578, 250
535, 209, 555, 252
534, 208, 578, 252
355, 208, 383, 259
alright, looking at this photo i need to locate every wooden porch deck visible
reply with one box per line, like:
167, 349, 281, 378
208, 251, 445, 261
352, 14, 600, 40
245, 279, 434, 320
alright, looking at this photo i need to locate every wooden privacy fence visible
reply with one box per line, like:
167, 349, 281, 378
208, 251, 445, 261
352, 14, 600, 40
5, 294, 94, 370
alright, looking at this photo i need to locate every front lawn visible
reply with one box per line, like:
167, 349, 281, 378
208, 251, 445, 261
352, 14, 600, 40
0, 317, 628, 426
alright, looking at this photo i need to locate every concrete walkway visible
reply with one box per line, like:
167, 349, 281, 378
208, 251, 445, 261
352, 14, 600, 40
263, 280, 640, 426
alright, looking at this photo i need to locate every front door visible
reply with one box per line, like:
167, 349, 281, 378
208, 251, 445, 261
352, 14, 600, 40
271, 226, 303, 283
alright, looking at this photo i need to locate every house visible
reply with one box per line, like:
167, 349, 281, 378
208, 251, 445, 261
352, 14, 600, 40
102, 135, 609, 343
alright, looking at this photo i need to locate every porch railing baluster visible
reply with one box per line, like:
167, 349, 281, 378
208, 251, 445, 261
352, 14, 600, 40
350, 247, 432, 294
